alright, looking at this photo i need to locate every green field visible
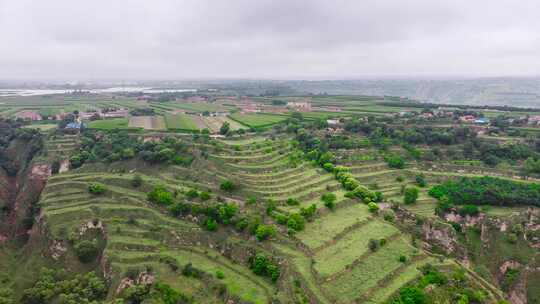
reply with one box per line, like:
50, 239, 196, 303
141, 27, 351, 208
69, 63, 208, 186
164, 113, 199, 130
229, 113, 288, 128
87, 118, 130, 129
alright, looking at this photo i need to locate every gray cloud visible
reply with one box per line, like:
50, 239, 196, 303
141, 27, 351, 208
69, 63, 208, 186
0, 0, 539, 80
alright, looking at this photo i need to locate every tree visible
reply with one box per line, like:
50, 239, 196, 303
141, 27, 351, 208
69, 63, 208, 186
385, 155, 405, 169
287, 213, 305, 232
74, 240, 99, 263
147, 186, 174, 205
219, 122, 230, 135
321, 192, 337, 210
255, 225, 276, 241
404, 187, 419, 204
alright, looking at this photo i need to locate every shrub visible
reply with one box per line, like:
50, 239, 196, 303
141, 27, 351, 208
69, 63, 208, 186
131, 174, 143, 188
220, 180, 236, 192
185, 189, 199, 199
321, 192, 336, 205
247, 196, 257, 205
404, 187, 419, 204
382, 209, 396, 222
88, 183, 106, 195
255, 225, 276, 241
215, 270, 225, 279
300, 204, 317, 220
199, 191, 211, 201
323, 162, 335, 172
396, 176, 404, 182
205, 219, 218, 231
147, 186, 173, 205
458, 204, 480, 216
385, 155, 405, 169
368, 202, 379, 213
287, 213, 305, 232
415, 174, 427, 187
74, 240, 99, 263
374, 191, 384, 202
399, 255, 407, 263
249, 253, 280, 282
286, 197, 300, 206
368, 239, 379, 252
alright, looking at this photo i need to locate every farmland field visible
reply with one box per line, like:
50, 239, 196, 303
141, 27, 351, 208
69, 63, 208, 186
229, 113, 288, 128
1, 91, 534, 304
128, 116, 166, 130
87, 118, 130, 129
164, 113, 199, 130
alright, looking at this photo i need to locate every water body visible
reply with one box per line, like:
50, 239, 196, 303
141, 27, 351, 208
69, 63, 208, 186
0, 87, 197, 97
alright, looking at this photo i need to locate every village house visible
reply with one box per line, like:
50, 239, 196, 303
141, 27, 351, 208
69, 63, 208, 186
459, 115, 476, 123
528, 115, 540, 125
287, 101, 312, 112
15, 110, 42, 121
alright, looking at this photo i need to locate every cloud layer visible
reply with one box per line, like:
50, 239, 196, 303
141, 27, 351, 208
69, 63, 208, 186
0, 0, 539, 80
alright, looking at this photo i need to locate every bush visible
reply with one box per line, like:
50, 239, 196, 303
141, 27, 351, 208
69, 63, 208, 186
249, 253, 280, 282
74, 240, 99, 263
321, 192, 336, 206
131, 174, 143, 188
399, 255, 407, 263
255, 225, 276, 241
147, 186, 174, 205
220, 180, 236, 192
199, 191, 211, 201
205, 218, 218, 231
458, 204, 479, 216
185, 189, 199, 199
300, 204, 317, 220
382, 209, 396, 222
415, 174, 427, 187
247, 196, 257, 205
286, 197, 300, 206
385, 155, 405, 169
216, 270, 225, 279
368, 202, 379, 213
404, 187, 419, 204
287, 213, 305, 232
368, 239, 379, 252
88, 183, 106, 195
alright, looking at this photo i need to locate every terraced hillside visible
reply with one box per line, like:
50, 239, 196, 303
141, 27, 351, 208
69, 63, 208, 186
187, 137, 490, 303
39, 168, 279, 303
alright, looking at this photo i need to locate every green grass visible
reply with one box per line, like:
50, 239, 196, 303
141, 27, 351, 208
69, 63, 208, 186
313, 220, 399, 277
229, 113, 287, 128
164, 113, 199, 130
296, 204, 371, 249
322, 236, 418, 302
87, 118, 130, 129
158, 249, 272, 304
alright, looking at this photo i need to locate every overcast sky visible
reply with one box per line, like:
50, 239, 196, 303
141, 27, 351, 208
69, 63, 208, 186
0, 0, 539, 80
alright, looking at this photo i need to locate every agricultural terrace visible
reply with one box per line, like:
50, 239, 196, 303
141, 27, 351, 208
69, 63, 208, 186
128, 116, 166, 130
40, 167, 277, 303
229, 113, 288, 129
87, 118, 131, 130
